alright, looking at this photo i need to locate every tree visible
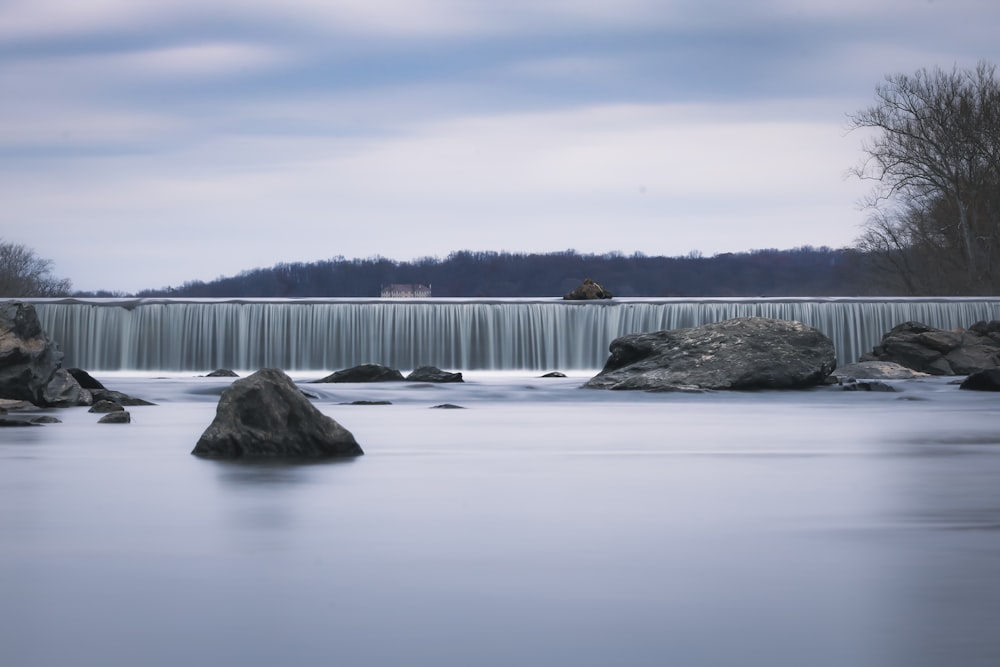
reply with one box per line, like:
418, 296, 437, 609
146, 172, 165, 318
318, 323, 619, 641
849, 60, 1000, 294
0, 240, 72, 297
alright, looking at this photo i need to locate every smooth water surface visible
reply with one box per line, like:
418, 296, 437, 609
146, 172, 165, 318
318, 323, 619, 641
2, 373, 1000, 666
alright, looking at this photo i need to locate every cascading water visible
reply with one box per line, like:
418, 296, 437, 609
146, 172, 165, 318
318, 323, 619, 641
19, 297, 1000, 372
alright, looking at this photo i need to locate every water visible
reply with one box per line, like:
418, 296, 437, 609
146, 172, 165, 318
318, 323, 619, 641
2, 373, 1000, 666
24, 296, 1000, 371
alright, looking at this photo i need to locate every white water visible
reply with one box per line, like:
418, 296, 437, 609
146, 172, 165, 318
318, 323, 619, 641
24, 296, 1000, 371
3, 373, 1000, 666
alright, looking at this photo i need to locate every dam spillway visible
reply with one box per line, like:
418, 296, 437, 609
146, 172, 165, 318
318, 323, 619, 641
19, 297, 1000, 373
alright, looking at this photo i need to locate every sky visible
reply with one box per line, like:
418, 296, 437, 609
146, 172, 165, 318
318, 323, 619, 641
2, 0, 998, 293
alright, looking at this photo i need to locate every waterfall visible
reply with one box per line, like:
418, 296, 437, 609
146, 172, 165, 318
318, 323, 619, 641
19, 297, 1000, 372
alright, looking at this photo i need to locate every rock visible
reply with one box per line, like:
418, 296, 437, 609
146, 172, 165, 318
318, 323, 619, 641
314, 363, 404, 383
0, 398, 37, 412
67, 368, 106, 390
841, 380, 897, 392
90, 389, 155, 406
98, 411, 131, 424
584, 317, 836, 391
89, 399, 124, 413
960, 369, 1000, 391
833, 361, 931, 381
205, 369, 239, 378
0, 417, 41, 427
31, 415, 62, 424
405, 366, 464, 383
0, 301, 66, 405
860, 321, 1000, 375
563, 278, 613, 300
193, 368, 363, 459
340, 400, 392, 405
430, 403, 466, 409
540, 371, 567, 378
42, 368, 93, 407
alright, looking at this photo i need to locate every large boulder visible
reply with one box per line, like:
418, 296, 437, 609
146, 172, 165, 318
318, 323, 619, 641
563, 278, 613, 300
193, 368, 363, 459
0, 301, 87, 406
860, 321, 1000, 375
314, 363, 404, 383
584, 317, 836, 391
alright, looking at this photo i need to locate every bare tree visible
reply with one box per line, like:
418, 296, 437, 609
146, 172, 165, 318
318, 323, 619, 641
0, 240, 72, 297
849, 61, 1000, 293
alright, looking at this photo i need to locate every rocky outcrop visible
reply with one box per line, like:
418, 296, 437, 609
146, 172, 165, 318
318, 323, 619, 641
0, 301, 81, 405
314, 363, 404, 383
860, 321, 1000, 375
193, 368, 363, 459
205, 369, 239, 378
584, 317, 836, 391
563, 279, 612, 300
405, 366, 463, 383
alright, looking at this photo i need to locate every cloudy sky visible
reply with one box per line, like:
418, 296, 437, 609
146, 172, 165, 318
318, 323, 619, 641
2, 0, 997, 292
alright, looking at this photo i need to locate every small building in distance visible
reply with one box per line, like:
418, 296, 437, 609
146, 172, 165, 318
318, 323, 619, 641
381, 283, 432, 298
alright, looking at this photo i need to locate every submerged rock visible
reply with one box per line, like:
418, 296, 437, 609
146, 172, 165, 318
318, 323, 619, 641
314, 363, 404, 383
193, 368, 363, 459
205, 369, 239, 378
585, 317, 836, 391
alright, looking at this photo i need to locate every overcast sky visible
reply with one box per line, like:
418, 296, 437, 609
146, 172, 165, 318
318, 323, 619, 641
2, 0, 998, 292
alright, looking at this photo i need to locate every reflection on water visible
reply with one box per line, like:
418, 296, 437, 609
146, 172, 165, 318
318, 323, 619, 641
211, 458, 358, 487
1, 375, 1000, 667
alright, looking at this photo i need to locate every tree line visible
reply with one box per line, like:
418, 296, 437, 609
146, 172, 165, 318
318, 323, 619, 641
123, 247, 865, 298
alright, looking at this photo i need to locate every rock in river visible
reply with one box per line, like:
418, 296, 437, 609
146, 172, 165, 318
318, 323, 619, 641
584, 317, 836, 391
193, 368, 363, 459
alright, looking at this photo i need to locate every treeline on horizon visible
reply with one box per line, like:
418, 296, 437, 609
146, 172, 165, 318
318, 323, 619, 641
87, 247, 875, 298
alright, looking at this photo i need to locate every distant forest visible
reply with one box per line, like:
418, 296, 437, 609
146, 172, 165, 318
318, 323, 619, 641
95, 247, 874, 298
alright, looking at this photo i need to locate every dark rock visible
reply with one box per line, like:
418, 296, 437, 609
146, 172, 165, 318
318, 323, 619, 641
960, 369, 1000, 391
563, 278, 613, 300
841, 380, 897, 392
98, 411, 131, 424
0, 417, 41, 427
405, 366, 464, 383
430, 403, 466, 409
861, 321, 1000, 375
193, 368, 363, 459
89, 399, 124, 413
584, 317, 836, 391
42, 368, 92, 407
314, 363, 404, 383
540, 371, 566, 378
340, 400, 392, 405
67, 368, 106, 390
0, 301, 85, 406
205, 369, 239, 378
90, 389, 155, 406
